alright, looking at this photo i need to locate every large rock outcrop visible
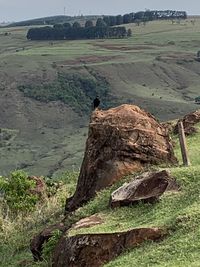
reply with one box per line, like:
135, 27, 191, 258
65, 104, 177, 212
52, 227, 167, 267
30, 215, 104, 262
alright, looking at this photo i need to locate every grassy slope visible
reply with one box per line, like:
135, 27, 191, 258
0, 19, 200, 175
68, 124, 200, 267
1, 124, 200, 267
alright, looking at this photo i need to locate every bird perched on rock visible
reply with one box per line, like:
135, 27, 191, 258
93, 96, 100, 110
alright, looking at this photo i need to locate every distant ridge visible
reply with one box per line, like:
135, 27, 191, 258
5, 9, 188, 28
6, 15, 100, 27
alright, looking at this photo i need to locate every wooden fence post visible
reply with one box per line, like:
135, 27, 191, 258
178, 121, 190, 166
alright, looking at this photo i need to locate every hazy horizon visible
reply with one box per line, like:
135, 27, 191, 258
0, 0, 200, 22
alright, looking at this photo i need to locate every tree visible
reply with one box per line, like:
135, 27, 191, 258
96, 18, 107, 27
27, 21, 129, 41
63, 22, 71, 29
134, 11, 145, 21
73, 21, 81, 29
27, 27, 54, 40
85, 20, 93, 28
116, 15, 123, 25
123, 13, 132, 24
103, 16, 111, 26
109, 16, 117, 26
144, 10, 155, 21
181, 11, 187, 19
53, 24, 63, 29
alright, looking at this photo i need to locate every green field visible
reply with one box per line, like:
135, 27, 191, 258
0, 19, 200, 176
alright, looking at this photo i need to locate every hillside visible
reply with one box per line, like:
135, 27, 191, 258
0, 19, 200, 176
0, 121, 200, 266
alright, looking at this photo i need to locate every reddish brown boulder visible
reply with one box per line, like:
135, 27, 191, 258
174, 110, 200, 135
52, 227, 167, 267
110, 170, 178, 208
65, 104, 177, 212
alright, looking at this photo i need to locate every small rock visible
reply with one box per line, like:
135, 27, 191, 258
174, 110, 200, 135
110, 170, 177, 208
71, 215, 104, 230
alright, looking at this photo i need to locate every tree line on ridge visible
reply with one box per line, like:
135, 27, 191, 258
27, 10, 187, 41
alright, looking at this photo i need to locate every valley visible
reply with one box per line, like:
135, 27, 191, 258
0, 19, 200, 176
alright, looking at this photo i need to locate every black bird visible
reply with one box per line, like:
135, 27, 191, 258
93, 96, 100, 110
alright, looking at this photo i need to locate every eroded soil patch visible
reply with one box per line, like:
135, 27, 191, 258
94, 43, 157, 51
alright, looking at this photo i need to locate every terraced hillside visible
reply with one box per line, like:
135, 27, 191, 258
0, 19, 200, 176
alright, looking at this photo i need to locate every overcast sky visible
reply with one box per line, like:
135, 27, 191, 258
0, 0, 199, 22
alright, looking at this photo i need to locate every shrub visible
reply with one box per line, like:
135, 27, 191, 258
45, 177, 63, 197
0, 170, 39, 214
18, 72, 110, 114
